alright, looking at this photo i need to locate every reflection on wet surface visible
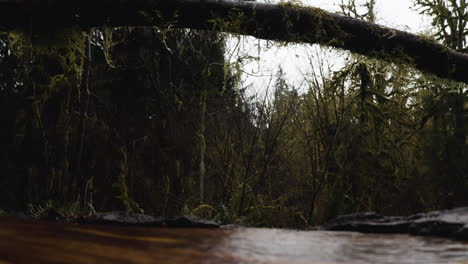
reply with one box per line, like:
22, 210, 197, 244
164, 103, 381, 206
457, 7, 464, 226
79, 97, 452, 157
0, 216, 467, 264
208, 228, 468, 264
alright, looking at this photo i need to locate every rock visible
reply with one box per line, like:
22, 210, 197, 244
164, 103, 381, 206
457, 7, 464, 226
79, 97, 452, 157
77, 211, 219, 228
318, 207, 468, 241
164, 216, 219, 228
79, 211, 160, 226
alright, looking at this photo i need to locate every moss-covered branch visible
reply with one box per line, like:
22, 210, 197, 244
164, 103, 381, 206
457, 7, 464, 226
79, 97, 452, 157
1, 0, 468, 84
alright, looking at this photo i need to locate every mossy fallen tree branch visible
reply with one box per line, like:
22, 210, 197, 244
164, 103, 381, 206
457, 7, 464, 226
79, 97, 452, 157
1, 0, 468, 84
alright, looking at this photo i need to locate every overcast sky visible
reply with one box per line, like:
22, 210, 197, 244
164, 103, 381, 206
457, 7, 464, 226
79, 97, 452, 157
302, 0, 430, 31
231, 0, 433, 95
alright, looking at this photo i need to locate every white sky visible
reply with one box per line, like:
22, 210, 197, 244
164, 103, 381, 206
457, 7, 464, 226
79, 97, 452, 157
229, 0, 433, 96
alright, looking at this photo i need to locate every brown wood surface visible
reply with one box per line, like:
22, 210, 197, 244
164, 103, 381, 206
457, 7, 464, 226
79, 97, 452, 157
0, 216, 228, 264
1, 216, 468, 264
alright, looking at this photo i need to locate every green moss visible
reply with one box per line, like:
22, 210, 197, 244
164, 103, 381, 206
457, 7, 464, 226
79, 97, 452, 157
113, 178, 143, 214
33, 27, 87, 80
191, 204, 218, 218
278, 2, 346, 46
48, 74, 68, 92
208, 8, 247, 35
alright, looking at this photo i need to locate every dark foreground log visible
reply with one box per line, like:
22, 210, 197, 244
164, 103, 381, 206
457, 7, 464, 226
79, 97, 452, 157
1, 0, 468, 84
318, 207, 468, 241
2, 215, 468, 264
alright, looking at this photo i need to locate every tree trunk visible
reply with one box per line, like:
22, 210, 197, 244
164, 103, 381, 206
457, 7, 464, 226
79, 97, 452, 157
1, 0, 468, 84
199, 90, 207, 204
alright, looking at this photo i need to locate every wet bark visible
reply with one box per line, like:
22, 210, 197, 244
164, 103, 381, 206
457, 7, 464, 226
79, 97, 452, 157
318, 207, 468, 241
1, 0, 468, 84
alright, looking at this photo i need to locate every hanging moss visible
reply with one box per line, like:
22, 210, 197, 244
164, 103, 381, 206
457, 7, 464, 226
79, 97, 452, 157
32, 27, 87, 87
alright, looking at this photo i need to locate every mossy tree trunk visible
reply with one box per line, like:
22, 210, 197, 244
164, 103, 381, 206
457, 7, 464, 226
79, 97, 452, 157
2, 0, 468, 84
13, 27, 87, 206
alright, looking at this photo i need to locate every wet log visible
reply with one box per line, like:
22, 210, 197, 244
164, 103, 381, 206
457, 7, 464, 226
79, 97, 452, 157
3, 215, 467, 264
318, 207, 468, 241
1, 0, 468, 84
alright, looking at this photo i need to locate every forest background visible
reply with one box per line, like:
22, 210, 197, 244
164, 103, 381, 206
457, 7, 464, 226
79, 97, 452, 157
0, 0, 466, 228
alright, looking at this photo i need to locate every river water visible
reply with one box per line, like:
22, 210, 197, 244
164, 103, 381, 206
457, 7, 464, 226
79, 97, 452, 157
0, 216, 467, 264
